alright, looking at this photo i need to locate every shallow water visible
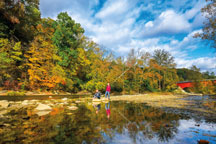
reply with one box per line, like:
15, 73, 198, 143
0, 98, 216, 144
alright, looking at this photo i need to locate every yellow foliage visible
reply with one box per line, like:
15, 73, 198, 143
25, 24, 65, 90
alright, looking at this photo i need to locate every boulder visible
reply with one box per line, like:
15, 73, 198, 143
62, 97, 68, 101
8, 102, 22, 109
35, 103, 52, 111
0, 100, 9, 108
36, 110, 51, 116
21, 100, 29, 106
68, 106, 78, 110
75, 100, 81, 103
0, 110, 7, 115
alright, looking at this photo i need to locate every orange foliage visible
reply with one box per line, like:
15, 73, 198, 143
50, 107, 64, 116
25, 24, 65, 90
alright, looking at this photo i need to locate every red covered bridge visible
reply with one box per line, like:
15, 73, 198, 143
177, 79, 216, 89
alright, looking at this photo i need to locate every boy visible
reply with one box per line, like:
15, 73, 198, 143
93, 89, 101, 99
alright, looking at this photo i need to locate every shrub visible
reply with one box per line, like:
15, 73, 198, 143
7, 91, 25, 96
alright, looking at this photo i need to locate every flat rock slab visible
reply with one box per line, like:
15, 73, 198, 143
35, 103, 52, 111
36, 110, 51, 116
68, 106, 78, 110
0, 110, 7, 115
0, 100, 9, 108
92, 99, 101, 102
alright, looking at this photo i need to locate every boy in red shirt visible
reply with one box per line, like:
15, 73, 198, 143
105, 83, 111, 99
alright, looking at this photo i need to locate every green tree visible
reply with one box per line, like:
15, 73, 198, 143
52, 12, 86, 92
190, 65, 203, 80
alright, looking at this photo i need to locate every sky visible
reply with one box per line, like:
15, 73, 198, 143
39, 0, 216, 73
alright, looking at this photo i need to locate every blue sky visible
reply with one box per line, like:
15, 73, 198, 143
39, 0, 216, 73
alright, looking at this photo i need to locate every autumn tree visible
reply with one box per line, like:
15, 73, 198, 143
143, 59, 163, 91
152, 49, 178, 91
0, 38, 23, 89
124, 49, 140, 93
194, 0, 216, 48
25, 21, 65, 90
0, 0, 41, 89
84, 44, 109, 92
0, 0, 41, 42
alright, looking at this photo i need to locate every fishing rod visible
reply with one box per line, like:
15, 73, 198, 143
112, 67, 132, 83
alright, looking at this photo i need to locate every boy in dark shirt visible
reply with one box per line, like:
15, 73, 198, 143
93, 89, 101, 99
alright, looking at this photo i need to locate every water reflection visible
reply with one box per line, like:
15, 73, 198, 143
93, 103, 101, 114
0, 101, 215, 144
105, 102, 110, 119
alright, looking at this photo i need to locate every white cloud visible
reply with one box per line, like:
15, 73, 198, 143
177, 29, 203, 51
145, 21, 153, 28
139, 10, 191, 38
158, 10, 191, 31
183, 0, 206, 29
69, 0, 142, 51
95, 0, 129, 19
116, 29, 216, 73
176, 57, 216, 72
184, 0, 204, 20
192, 12, 205, 28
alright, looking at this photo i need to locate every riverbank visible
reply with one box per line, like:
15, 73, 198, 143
0, 90, 92, 96
0, 85, 204, 96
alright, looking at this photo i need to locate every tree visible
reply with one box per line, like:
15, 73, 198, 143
190, 65, 203, 80
0, 38, 23, 89
52, 12, 87, 92
153, 49, 175, 68
25, 23, 65, 90
152, 49, 178, 91
84, 47, 109, 92
0, 0, 41, 42
194, 0, 216, 48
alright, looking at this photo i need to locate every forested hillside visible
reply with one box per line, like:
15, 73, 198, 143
0, 0, 215, 94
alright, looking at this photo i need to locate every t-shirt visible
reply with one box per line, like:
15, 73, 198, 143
106, 85, 111, 92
